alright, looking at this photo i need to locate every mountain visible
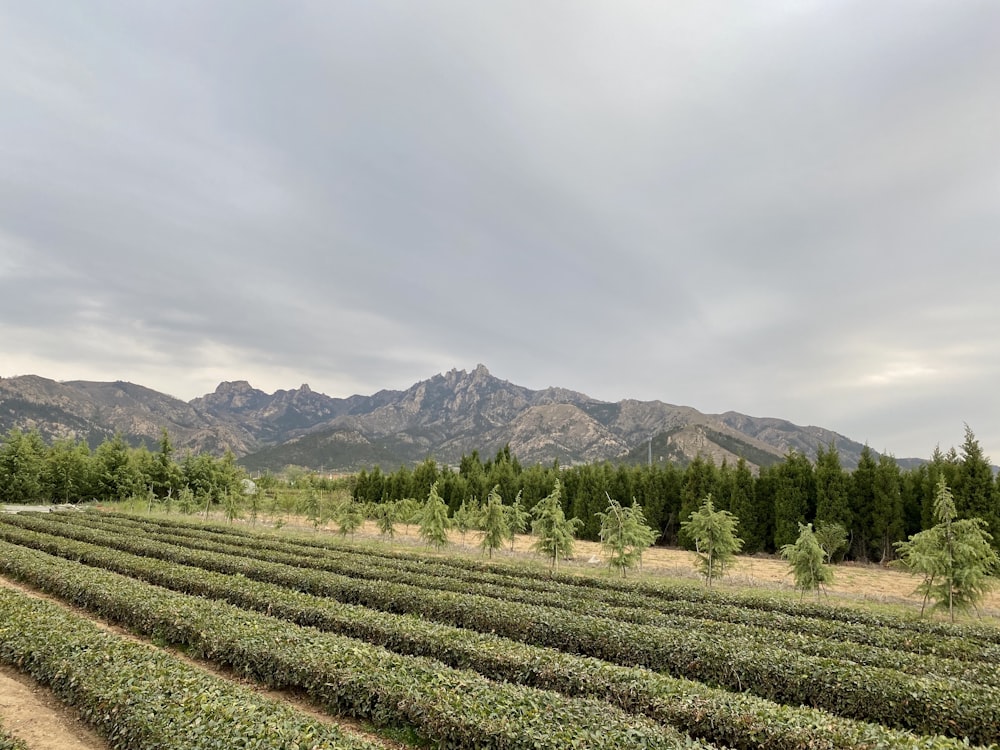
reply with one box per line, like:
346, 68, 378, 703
0, 366, 897, 472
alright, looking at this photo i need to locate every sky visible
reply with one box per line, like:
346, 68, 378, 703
2, 1, 999, 462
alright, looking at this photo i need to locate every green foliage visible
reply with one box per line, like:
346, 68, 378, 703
452, 497, 476, 542
374, 501, 397, 538
596, 494, 658, 577
781, 523, 833, 598
895, 477, 999, 621
478, 485, 509, 558
814, 521, 848, 564
334, 496, 365, 537
4, 513, 998, 746
530, 479, 581, 571
680, 494, 743, 587
505, 490, 529, 550
418, 482, 451, 549
0, 586, 380, 750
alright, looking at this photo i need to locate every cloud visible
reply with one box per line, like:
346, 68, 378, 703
2, 1, 999, 461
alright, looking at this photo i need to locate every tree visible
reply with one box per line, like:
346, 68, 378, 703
530, 479, 581, 571
781, 523, 833, 599
728, 458, 765, 553
0, 428, 48, 503
505, 490, 530, 551
814, 443, 851, 532
954, 425, 1000, 547
375, 501, 397, 538
418, 482, 451, 549
850, 446, 878, 560
872, 453, 905, 562
335, 496, 365, 537
680, 494, 743, 587
452, 498, 476, 544
894, 477, 999, 621
814, 521, 848, 564
772, 450, 815, 550
479, 485, 509, 558
597, 494, 658, 577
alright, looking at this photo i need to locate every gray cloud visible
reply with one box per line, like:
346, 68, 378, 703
2, 1, 999, 460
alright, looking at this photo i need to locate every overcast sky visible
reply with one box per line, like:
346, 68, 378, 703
2, 2, 999, 461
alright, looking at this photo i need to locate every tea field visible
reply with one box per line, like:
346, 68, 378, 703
0, 509, 997, 749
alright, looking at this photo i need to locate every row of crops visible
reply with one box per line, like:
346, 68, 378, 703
0, 510, 997, 749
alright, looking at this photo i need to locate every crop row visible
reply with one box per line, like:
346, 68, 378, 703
0, 541, 705, 750
0, 586, 383, 750
19, 513, 1000, 685
0, 522, 969, 750
3, 515, 997, 743
82, 510, 1000, 648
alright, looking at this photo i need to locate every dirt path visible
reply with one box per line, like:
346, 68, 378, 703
0, 664, 108, 750
0, 576, 408, 750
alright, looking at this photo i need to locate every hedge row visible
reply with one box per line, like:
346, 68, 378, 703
25, 516, 1000, 687
1, 523, 973, 750
0, 541, 706, 750
0, 587, 383, 750
2, 516, 997, 744
81, 510, 1000, 649
134, 522, 1000, 676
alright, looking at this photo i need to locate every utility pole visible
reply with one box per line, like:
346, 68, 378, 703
648, 435, 653, 467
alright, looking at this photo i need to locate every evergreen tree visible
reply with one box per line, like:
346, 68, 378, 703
479, 485, 509, 558
505, 490, 530, 551
781, 523, 833, 598
596, 494, 658, 577
375, 501, 397, 538
452, 498, 476, 543
872, 453, 905, 562
679, 456, 718, 546
335, 497, 365, 537
773, 450, 814, 549
954, 425, 999, 547
680, 494, 743, 587
814, 442, 851, 531
530, 479, 581, 571
849, 445, 878, 560
728, 458, 764, 553
894, 477, 999, 621
0, 428, 48, 504
44, 438, 92, 504
418, 481, 451, 549
814, 521, 848, 564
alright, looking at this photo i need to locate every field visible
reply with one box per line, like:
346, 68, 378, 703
1, 508, 999, 750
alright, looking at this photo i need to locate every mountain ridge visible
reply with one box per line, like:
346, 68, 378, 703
0, 366, 910, 472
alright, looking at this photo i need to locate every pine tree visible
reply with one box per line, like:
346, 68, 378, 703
781, 523, 833, 598
814, 442, 851, 531
773, 450, 814, 549
375, 501, 397, 538
335, 497, 364, 537
418, 481, 451, 549
530, 479, 581, 571
596, 494, 658, 577
955, 425, 999, 547
850, 445, 878, 560
814, 521, 848, 564
479, 485, 509, 558
505, 490, 530, 551
895, 477, 999, 621
872, 453, 905, 562
680, 494, 743, 587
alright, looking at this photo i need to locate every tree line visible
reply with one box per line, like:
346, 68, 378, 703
353, 427, 1000, 560
3, 424, 999, 562
0, 428, 245, 509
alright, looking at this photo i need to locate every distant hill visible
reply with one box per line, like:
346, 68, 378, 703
0, 365, 911, 472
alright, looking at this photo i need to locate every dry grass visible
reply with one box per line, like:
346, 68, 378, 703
252, 514, 1000, 622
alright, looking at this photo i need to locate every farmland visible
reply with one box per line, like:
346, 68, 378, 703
0, 509, 998, 749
